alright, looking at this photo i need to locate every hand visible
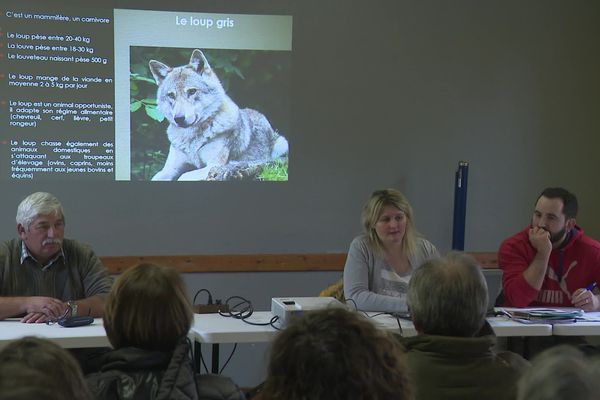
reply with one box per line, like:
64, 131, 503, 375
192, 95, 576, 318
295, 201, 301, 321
21, 312, 51, 323
571, 288, 599, 311
24, 296, 68, 319
529, 227, 552, 256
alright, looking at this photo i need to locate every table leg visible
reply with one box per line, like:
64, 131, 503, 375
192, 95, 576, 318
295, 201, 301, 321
194, 341, 202, 373
211, 343, 220, 374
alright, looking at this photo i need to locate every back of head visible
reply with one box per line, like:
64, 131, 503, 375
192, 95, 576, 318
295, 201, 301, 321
361, 188, 417, 255
0, 337, 91, 400
261, 307, 411, 400
104, 263, 193, 351
16, 192, 64, 230
517, 345, 600, 400
537, 187, 578, 219
0, 361, 63, 400
408, 252, 488, 337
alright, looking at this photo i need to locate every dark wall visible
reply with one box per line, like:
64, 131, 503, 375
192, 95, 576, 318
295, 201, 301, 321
1, 0, 599, 256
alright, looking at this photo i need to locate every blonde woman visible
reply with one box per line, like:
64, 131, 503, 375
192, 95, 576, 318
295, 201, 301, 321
344, 189, 438, 312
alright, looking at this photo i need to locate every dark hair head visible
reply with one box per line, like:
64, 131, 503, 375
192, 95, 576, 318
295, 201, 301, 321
537, 187, 578, 219
408, 252, 487, 337
103, 263, 193, 351
261, 307, 411, 400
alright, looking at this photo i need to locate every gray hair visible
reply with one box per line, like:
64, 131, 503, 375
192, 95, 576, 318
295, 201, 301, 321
16, 192, 65, 231
407, 252, 487, 336
517, 345, 600, 400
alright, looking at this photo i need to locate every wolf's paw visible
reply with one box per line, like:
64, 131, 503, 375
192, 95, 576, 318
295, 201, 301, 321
207, 162, 262, 180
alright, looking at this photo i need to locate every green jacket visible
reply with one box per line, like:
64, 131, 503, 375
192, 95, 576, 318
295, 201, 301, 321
399, 326, 529, 400
0, 238, 112, 302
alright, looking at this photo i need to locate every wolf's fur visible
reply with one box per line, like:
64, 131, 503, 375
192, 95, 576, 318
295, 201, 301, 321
149, 49, 288, 181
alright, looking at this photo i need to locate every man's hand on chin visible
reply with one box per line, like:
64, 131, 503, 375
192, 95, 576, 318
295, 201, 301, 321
529, 227, 552, 256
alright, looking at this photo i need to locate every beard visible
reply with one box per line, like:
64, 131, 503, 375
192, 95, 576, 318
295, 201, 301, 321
549, 226, 568, 245
530, 220, 569, 245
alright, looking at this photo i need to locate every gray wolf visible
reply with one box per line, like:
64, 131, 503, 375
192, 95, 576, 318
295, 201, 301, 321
149, 49, 288, 181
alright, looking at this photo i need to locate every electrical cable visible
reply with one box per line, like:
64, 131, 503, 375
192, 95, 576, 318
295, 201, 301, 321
218, 295, 282, 329
186, 337, 209, 374
219, 343, 238, 374
198, 347, 209, 374
193, 288, 213, 305
345, 298, 358, 310
214, 295, 285, 372
218, 296, 253, 319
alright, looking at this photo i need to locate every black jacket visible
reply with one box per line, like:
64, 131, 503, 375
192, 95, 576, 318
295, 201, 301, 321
86, 340, 244, 400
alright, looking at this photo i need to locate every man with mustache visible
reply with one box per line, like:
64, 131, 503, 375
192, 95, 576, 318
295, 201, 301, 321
499, 187, 600, 310
0, 192, 112, 323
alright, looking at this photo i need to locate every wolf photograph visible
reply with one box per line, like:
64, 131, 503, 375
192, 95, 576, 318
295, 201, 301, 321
130, 48, 290, 181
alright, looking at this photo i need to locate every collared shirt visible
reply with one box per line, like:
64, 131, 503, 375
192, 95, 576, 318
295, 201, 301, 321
20, 241, 65, 271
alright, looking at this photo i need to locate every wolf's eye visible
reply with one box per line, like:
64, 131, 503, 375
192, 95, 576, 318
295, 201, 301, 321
167, 92, 176, 100
187, 88, 197, 96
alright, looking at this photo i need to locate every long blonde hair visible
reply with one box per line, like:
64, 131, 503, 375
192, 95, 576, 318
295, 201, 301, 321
361, 189, 417, 256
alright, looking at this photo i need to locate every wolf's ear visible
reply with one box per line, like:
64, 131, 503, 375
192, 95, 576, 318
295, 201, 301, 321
189, 49, 211, 74
149, 60, 171, 85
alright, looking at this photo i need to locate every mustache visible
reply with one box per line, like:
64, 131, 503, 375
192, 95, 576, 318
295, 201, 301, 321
42, 238, 62, 246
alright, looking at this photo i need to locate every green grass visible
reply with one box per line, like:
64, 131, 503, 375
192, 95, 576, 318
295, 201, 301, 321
258, 159, 288, 181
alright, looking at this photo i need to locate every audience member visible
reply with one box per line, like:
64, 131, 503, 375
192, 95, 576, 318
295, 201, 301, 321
499, 187, 600, 309
0, 336, 93, 400
344, 189, 438, 312
86, 262, 244, 400
0, 192, 112, 323
401, 252, 529, 400
517, 345, 600, 400
0, 361, 62, 400
259, 307, 411, 400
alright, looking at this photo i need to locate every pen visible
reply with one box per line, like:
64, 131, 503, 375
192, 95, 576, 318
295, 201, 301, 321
586, 282, 597, 291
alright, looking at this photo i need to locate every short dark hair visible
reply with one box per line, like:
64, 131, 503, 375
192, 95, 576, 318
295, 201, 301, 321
261, 308, 411, 400
537, 187, 578, 219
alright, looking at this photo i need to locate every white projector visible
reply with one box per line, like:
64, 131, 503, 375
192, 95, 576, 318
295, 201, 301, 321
271, 296, 345, 326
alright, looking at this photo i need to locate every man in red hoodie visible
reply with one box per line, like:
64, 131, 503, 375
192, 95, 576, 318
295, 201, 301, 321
499, 187, 600, 310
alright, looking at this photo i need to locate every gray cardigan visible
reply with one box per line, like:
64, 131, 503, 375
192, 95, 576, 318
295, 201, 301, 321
343, 235, 438, 312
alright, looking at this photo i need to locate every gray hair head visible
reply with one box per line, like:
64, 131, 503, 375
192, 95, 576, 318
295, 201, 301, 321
517, 345, 600, 400
16, 192, 64, 231
407, 252, 487, 337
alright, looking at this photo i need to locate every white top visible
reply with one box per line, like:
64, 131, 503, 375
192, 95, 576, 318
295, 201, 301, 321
0, 318, 110, 350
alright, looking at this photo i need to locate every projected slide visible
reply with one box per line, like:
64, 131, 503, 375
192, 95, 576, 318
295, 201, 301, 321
0, 4, 292, 181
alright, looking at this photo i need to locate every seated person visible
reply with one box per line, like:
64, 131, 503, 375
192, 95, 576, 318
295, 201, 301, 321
0, 336, 93, 400
400, 252, 529, 400
517, 345, 600, 400
259, 307, 411, 400
0, 361, 65, 400
344, 189, 438, 312
499, 187, 600, 309
86, 262, 244, 400
0, 192, 112, 323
